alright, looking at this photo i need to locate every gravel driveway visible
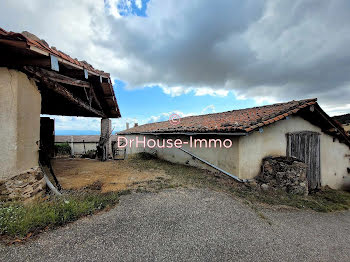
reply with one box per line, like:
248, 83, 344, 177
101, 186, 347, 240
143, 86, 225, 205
1, 188, 350, 261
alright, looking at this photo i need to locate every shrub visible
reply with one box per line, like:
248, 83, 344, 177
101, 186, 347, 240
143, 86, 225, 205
55, 142, 71, 156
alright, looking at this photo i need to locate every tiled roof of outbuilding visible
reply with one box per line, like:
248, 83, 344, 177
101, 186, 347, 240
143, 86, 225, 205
119, 98, 318, 134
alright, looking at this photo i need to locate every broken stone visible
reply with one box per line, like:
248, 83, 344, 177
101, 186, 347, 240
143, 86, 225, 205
256, 156, 308, 196
261, 184, 269, 191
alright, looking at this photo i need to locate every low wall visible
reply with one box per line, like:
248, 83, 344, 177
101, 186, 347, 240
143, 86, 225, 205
0, 167, 46, 201
55, 142, 97, 155
119, 134, 240, 176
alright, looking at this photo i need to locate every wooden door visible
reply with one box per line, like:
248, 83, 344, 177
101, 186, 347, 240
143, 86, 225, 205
286, 131, 321, 190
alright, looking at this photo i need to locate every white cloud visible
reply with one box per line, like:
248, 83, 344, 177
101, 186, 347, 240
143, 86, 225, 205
1, 0, 350, 114
159, 85, 230, 97
145, 110, 194, 124
194, 88, 229, 97
160, 86, 192, 97
201, 105, 216, 114
135, 0, 142, 9
322, 104, 350, 117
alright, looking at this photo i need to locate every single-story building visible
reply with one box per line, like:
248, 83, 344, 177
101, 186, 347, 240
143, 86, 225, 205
118, 99, 350, 190
0, 28, 120, 200
55, 135, 117, 156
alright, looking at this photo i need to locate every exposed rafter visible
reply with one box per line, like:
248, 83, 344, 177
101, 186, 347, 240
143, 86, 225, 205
23, 66, 106, 118
26, 66, 91, 88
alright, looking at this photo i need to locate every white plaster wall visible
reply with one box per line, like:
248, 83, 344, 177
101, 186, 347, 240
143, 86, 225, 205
118, 134, 240, 176
238, 115, 350, 189
0, 68, 41, 180
72, 143, 97, 155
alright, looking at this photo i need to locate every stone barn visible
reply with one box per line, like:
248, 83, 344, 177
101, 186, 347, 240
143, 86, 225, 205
118, 99, 350, 190
0, 28, 120, 200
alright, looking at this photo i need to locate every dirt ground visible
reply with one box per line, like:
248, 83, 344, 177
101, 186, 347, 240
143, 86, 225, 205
52, 158, 169, 193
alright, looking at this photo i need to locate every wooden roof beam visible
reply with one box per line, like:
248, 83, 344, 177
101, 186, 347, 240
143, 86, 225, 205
24, 66, 90, 88
23, 66, 106, 118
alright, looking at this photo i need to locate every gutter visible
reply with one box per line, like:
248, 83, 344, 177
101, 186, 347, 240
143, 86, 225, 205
39, 162, 62, 196
178, 147, 250, 183
119, 132, 248, 136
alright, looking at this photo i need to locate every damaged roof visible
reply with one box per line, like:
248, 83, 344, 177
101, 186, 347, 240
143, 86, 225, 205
119, 98, 350, 145
0, 27, 120, 118
0, 28, 109, 77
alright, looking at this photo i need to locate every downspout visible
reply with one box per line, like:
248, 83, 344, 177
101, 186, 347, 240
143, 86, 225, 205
43, 174, 62, 196
39, 162, 62, 196
178, 147, 250, 183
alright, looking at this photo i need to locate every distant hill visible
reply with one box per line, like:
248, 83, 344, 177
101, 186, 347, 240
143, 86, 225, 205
55, 130, 100, 136
333, 113, 350, 125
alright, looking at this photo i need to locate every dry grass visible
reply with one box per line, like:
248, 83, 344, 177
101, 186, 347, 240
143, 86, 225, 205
2, 152, 350, 240
52, 157, 169, 192
118, 153, 350, 213
53, 153, 350, 213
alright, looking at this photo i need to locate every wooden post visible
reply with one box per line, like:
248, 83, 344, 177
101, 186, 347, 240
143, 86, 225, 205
71, 136, 74, 157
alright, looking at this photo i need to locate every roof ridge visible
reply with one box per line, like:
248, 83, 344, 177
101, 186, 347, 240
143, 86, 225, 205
126, 98, 317, 128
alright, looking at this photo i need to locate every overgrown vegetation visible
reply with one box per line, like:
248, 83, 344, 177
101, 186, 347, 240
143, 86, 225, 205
54, 142, 71, 156
127, 153, 350, 213
0, 191, 129, 238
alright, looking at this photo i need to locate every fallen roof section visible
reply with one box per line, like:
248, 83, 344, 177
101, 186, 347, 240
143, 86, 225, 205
119, 98, 350, 146
0, 27, 120, 118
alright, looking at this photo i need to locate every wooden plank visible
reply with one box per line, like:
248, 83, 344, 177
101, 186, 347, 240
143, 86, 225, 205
23, 66, 106, 118
24, 66, 90, 88
287, 131, 321, 190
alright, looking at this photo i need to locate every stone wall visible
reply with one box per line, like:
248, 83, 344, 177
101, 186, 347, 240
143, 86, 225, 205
255, 156, 308, 195
0, 167, 46, 201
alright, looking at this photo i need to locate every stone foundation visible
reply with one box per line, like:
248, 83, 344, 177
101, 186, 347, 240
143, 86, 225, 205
255, 156, 308, 195
0, 167, 46, 201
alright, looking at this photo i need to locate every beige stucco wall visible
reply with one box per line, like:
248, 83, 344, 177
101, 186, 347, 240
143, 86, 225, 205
238, 115, 350, 189
0, 68, 41, 180
119, 134, 240, 175
120, 115, 350, 189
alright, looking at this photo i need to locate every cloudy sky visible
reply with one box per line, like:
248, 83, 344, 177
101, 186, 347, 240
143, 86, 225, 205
1, 0, 350, 134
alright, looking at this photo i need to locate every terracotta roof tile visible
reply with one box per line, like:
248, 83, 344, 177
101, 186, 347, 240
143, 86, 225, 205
0, 27, 109, 77
119, 98, 317, 134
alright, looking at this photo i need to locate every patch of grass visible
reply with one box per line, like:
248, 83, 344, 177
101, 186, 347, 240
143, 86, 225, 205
0, 191, 127, 238
127, 153, 226, 191
231, 186, 350, 212
127, 153, 350, 213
